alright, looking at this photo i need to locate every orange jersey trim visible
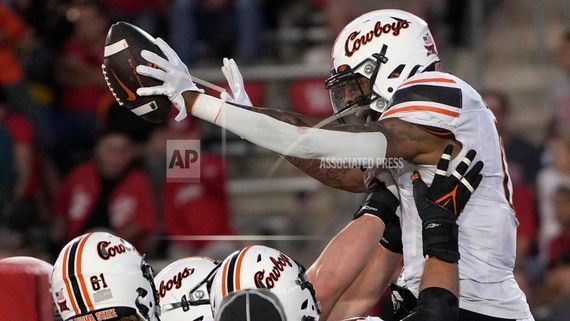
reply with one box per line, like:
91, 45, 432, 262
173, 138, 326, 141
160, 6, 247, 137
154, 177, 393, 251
382, 105, 460, 118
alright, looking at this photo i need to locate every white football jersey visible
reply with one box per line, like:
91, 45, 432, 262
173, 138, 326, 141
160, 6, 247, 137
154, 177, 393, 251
381, 71, 532, 319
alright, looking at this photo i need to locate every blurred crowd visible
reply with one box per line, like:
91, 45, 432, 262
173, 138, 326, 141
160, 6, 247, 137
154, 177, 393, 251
0, 0, 569, 319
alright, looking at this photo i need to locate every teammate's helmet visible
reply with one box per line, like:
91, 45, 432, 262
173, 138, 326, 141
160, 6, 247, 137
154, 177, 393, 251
326, 9, 439, 116
217, 288, 287, 321
210, 245, 320, 321
154, 257, 219, 321
51, 232, 161, 321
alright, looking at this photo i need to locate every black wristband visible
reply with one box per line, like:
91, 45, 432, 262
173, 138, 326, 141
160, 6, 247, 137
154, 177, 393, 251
380, 216, 403, 254
353, 185, 399, 224
422, 218, 459, 263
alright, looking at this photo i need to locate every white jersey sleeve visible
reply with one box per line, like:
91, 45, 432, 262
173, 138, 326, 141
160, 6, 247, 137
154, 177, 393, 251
380, 72, 464, 131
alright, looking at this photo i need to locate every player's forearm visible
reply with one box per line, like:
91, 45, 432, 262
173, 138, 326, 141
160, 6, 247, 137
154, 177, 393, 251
286, 157, 367, 193
419, 257, 459, 297
184, 92, 388, 160
307, 216, 385, 320
327, 245, 401, 320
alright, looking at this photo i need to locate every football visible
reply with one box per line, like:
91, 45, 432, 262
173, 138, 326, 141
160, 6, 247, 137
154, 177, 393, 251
102, 21, 172, 123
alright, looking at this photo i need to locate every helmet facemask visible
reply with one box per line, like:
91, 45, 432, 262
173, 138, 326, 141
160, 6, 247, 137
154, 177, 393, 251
325, 45, 391, 124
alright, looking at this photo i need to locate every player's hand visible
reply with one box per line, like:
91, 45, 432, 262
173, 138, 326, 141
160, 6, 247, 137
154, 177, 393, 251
220, 57, 253, 107
412, 144, 483, 262
353, 171, 400, 226
136, 37, 203, 121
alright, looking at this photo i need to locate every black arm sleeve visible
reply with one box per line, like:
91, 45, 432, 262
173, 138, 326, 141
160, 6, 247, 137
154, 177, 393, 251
400, 287, 459, 321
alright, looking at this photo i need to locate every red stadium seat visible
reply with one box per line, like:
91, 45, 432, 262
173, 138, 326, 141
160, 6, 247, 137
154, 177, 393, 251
288, 78, 333, 118
0, 261, 54, 321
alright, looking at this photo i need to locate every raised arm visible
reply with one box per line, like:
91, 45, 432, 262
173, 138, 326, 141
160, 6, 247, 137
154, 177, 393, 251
136, 39, 460, 167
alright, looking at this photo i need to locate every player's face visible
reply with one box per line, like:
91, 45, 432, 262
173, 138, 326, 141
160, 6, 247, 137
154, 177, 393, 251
329, 74, 378, 125
329, 75, 372, 112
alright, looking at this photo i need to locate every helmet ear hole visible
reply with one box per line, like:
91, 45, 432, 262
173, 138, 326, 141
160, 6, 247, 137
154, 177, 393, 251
388, 64, 405, 79
408, 64, 422, 78
301, 299, 308, 310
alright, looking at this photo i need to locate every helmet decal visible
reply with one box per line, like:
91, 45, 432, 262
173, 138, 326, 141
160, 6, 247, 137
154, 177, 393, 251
157, 267, 194, 299
254, 253, 294, 289
344, 17, 410, 57
97, 239, 136, 260
55, 288, 71, 312
423, 32, 438, 56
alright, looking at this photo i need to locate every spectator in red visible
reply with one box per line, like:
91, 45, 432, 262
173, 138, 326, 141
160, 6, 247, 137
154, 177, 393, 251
513, 185, 538, 263
0, 3, 54, 151
53, 0, 111, 156
0, 90, 38, 202
148, 119, 234, 258
53, 130, 156, 249
0, 3, 26, 89
548, 185, 570, 266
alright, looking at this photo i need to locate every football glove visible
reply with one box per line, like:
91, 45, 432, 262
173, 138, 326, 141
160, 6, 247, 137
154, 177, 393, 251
412, 144, 483, 263
136, 37, 203, 121
220, 57, 253, 107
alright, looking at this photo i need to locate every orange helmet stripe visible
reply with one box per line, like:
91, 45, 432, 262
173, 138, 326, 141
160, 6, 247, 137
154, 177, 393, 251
62, 246, 79, 315
235, 246, 252, 291
76, 233, 94, 311
221, 260, 229, 297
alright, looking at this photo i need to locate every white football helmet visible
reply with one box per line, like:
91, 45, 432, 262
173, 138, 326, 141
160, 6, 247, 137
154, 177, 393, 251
326, 9, 440, 117
154, 257, 219, 321
211, 245, 320, 321
51, 232, 161, 321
